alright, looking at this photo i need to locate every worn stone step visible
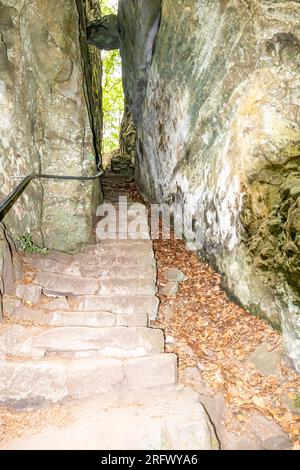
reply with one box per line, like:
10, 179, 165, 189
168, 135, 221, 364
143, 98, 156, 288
33, 272, 156, 297
0, 324, 44, 358
93, 240, 152, 248
28, 251, 73, 265
76, 254, 156, 267
0, 354, 177, 404
9, 305, 148, 328
24, 256, 156, 280
77, 295, 159, 319
33, 272, 99, 296
33, 326, 164, 357
98, 278, 157, 296
29, 258, 82, 276
96, 232, 151, 242
80, 265, 156, 280
1, 386, 216, 450
88, 245, 153, 258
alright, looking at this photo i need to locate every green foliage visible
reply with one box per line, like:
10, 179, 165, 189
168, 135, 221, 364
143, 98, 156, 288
17, 234, 48, 254
100, 0, 118, 15
295, 395, 300, 408
100, 0, 124, 153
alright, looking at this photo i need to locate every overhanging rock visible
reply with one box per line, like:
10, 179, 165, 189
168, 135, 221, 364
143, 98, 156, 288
87, 15, 120, 50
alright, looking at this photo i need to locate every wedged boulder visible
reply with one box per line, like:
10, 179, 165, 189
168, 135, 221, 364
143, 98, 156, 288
87, 15, 120, 50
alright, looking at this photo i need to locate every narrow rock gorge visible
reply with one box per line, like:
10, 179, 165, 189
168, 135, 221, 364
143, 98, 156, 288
0, 0, 300, 451
118, 0, 300, 371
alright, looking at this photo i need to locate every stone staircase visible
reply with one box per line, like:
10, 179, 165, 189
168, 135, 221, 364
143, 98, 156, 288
0, 171, 217, 450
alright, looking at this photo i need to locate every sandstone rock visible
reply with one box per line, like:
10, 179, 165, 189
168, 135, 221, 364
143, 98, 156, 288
78, 295, 159, 319
1, 387, 217, 450
160, 282, 178, 297
87, 15, 120, 50
34, 272, 99, 296
0, 225, 20, 320
223, 414, 292, 450
118, 0, 161, 123
28, 326, 165, 358
165, 268, 187, 282
119, 0, 300, 370
248, 342, 282, 376
42, 297, 70, 311
16, 284, 42, 305
11, 305, 148, 329
0, 1, 101, 253
0, 357, 178, 406
111, 154, 134, 177
2, 296, 21, 315
125, 354, 177, 390
98, 278, 157, 296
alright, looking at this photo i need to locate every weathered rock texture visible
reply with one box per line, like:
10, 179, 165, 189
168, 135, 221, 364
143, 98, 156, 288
119, 103, 137, 164
0, 224, 22, 320
119, 0, 161, 123
87, 14, 120, 51
0, 0, 102, 253
119, 1, 300, 370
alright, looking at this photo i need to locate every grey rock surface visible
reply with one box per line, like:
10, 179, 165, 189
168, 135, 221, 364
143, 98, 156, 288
248, 342, 282, 376
0, 0, 102, 253
16, 285, 42, 305
119, 0, 161, 123
87, 15, 120, 50
165, 268, 187, 283
160, 282, 179, 297
119, 0, 300, 371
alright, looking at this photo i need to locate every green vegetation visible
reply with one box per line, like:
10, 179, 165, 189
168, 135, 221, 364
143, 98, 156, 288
100, 0, 124, 154
295, 395, 300, 408
17, 234, 48, 254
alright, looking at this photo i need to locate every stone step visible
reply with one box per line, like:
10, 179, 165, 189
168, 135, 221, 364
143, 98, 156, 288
98, 278, 157, 296
87, 245, 154, 258
75, 254, 156, 267
0, 354, 177, 404
33, 272, 99, 296
29, 251, 73, 265
33, 271, 156, 296
9, 306, 149, 328
93, 240, 152, 248
96, 232, 151, 242
24, 257, 156, 280
1, 387, 216, 450
77, 295, 159, 319
2, 326, 164, 358
34, 326, 164, 357
29, 257, 82, 276
80, 265, 156, 280
29, 256, 156, 277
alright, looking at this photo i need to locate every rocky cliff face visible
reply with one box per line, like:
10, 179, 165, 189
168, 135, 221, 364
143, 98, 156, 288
0, 0, 102, 253
119, 1, 300, 370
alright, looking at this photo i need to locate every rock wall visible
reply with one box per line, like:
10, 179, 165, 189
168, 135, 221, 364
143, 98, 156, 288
0, 223, 22, 320
119, 1, 300, 370
0, 0, 102, 253
119, 102, 136, 163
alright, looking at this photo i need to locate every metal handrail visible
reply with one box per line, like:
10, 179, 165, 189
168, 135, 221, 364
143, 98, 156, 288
0, 170, 104, 221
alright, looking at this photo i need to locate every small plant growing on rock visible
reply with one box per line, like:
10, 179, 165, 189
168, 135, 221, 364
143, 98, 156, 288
17, 233, 48, 254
